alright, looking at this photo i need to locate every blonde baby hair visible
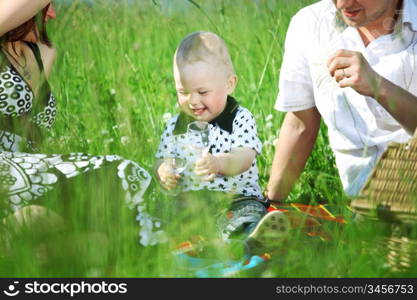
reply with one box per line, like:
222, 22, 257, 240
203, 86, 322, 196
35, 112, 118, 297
174, 31, 235, 77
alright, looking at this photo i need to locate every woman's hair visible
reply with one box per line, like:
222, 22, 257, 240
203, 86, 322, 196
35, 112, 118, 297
175, 31, 235, 77
1, 4, 52, 46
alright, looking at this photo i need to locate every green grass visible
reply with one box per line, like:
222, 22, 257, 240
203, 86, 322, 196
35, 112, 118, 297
1, 0, 415, 278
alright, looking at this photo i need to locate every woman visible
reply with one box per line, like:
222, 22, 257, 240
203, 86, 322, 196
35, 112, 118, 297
0, 0, 164, 248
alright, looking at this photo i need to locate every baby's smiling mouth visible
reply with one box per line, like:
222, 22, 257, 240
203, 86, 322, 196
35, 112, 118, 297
189, 105, 207, 115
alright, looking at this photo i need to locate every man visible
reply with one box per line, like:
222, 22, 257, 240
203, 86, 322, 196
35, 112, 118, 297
267, 0, 417, 202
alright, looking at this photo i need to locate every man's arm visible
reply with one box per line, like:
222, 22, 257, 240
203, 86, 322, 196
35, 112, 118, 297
375, 78, 417, 135
328, 49, 417, 134
266, 107, 321, 202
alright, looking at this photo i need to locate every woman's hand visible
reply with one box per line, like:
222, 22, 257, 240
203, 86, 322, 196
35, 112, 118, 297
157, 161, 181, 190
195, 152, 219, 182
0, 0, 51, 36
327, 49, 382, 97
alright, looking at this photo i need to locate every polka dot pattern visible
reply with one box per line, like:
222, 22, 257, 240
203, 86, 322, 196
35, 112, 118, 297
31, 94, 57, 129
156, 106, 263, 198
0, 56, 165, 246
0, 63, 57, 151
0, 151, 163, 246
0, 66, 34, 116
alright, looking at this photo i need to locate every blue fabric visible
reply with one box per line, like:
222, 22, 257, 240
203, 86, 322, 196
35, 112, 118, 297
174, 253, 268, 278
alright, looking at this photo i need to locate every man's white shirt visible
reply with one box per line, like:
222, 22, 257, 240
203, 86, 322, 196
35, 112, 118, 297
275, 0, 417, 195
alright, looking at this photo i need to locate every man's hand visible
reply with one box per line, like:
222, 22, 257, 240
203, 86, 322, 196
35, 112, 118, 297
328, 49, 417, 134
194, 152, 219, 181
327, 49, 382, 97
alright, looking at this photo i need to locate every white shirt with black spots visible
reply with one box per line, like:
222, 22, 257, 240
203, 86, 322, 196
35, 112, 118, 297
156, 106, 263, 199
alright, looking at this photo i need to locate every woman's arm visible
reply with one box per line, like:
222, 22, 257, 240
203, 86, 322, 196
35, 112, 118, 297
0, 0, 51, 36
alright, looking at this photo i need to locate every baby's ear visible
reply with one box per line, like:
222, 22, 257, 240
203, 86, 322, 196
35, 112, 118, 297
227, 74, 238, 94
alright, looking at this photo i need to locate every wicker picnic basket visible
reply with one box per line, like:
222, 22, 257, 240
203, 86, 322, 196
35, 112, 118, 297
351, 129, 417, 223
350, 129, 417, 272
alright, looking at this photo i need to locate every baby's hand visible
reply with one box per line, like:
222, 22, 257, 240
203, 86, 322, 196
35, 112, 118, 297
158, 161, 181, 190
195, 152, 219, 181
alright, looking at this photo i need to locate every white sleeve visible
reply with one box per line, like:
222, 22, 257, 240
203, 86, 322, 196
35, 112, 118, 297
275, 9, 315, 112
231, 108, 262, 154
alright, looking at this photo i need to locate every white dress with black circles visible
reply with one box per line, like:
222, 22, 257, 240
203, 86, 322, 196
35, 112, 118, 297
0, 43, 163, 246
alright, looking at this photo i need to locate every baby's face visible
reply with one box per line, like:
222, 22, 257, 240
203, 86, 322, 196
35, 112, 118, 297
174, 60, 236, 122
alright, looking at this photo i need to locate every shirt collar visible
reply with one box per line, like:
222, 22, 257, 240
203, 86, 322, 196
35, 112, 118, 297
402, 0, 417, 31
173, 96, 239, 135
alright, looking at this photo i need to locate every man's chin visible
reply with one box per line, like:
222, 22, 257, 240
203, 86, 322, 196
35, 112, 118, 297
341, 15, 365, 28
